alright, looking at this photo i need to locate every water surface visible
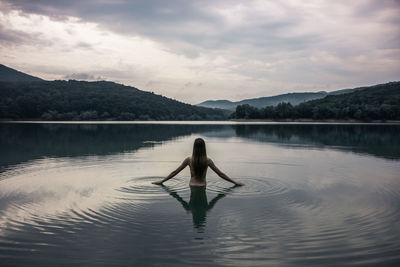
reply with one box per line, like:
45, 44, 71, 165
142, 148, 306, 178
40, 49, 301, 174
0, 122, 399, 266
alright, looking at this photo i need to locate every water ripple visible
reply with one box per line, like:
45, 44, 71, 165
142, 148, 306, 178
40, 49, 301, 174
207, 176, 291, 197
0, 154, 399, 266
117, 176, 188, 200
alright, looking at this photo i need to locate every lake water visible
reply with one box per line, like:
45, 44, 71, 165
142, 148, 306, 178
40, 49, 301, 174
0, 122, 399, 266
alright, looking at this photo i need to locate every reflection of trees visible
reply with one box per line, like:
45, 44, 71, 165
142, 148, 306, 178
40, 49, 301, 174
160, 185, 238, 232
1, 123, 398, 172
234, 124, 400, 159
0, 123, 231, 171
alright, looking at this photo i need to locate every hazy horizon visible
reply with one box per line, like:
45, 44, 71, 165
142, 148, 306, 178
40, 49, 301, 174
1, 0, 399, 104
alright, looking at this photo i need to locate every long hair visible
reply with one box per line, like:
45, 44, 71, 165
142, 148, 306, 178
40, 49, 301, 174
192, 138, 207, 175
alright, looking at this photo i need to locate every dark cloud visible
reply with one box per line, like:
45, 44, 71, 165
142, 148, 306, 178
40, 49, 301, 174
0, 0, 318, 56
351, 0, 400, 21
1, 0, 399, 102
75, 41, 94, 50
3, 0, 399, 61
0, 24, 29, 43
2, 1, 400, 51
0, 24, 53, 46
64, 73, 103, 81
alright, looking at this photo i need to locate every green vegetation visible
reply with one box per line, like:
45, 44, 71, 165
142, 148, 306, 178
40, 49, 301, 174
0, 80, 227, 120
230, 82, 400, 121
1, 62, 398, 122
198, 92, 328, 110
197, 87, 367, 111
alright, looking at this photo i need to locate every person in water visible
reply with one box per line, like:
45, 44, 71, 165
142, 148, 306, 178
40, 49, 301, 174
152, 138, 244, 186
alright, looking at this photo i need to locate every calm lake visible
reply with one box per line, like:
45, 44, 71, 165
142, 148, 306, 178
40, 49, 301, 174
0, 122, 399, 266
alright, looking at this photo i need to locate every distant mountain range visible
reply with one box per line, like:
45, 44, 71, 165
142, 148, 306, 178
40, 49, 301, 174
197, 87, 365, 110
0, 64, 43, 82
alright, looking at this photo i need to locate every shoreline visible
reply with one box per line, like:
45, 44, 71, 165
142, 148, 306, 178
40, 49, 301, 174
230, 118, 400, 123
1, 119, 400, 125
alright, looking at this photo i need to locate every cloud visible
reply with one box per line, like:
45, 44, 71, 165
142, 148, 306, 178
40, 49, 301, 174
1, 0, 315, 56
64, 73, 104, 81
0, 0, 399, 103
0, 17, 54, 47
0, 24, 31, 44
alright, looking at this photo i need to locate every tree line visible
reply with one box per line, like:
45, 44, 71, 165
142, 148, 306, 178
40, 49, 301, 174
230, 82, 400, 121
0, 80, 227, 120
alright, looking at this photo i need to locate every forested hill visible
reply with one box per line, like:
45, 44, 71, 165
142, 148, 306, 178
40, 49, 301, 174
197, 86, 365, 110
0, 80, 227, 120
198, 92, 327, 110
0, 64, 43, 82
230, 82, 400, 121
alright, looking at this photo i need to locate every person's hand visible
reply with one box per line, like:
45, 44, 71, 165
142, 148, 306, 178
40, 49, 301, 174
235, 182, 245, 186
152, 180, 164, 185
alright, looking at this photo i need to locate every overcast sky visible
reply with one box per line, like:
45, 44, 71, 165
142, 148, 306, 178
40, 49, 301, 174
1, 0, 399, 103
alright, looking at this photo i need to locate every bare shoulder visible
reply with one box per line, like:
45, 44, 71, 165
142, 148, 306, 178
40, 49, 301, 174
207, 157, 214, 165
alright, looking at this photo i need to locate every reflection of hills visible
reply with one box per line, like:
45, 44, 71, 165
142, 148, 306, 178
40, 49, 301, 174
234, 124, 400, 159
0, 123, 230, 171
1, 123, 398, 172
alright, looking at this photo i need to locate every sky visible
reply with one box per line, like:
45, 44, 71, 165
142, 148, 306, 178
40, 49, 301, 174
0, 0, 399, 104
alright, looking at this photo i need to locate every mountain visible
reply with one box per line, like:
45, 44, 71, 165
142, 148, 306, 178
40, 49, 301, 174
0, 65, 227, 120
0, 64, 43, 82
0, 80, 227, 120
295, 82, 400, 120
230, 81, 400, 121
197, 87, 364, 110
198, 100, 237, 110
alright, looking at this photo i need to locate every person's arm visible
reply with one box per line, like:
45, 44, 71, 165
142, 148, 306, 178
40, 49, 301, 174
160, 185, 189, 210
208, 158, 245, 186
152, 157, 189, 184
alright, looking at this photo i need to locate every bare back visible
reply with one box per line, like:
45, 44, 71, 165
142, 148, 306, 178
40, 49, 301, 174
188, 156, 208, 187
152, 155, 243, 186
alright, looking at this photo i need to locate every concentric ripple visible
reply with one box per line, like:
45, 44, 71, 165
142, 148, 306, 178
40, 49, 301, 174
118, 176, 292, 199
1, 124, 400, 266
117, 176, 189, 200
206, 176, 291, 197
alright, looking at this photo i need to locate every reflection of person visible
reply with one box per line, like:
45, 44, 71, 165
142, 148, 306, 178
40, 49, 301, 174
152, 138, 244, 186
160, 185, 238, 230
